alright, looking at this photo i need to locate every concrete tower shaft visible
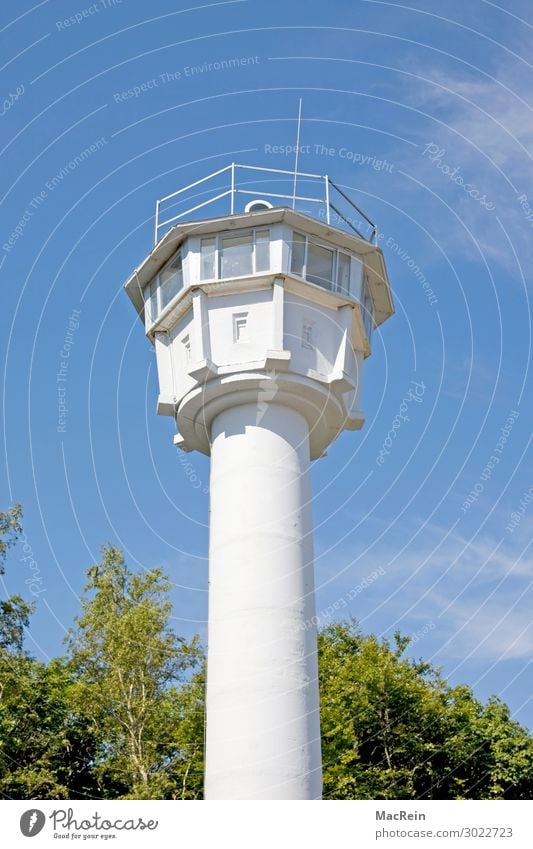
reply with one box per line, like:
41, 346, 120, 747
124, 185, 394, 800
206, 402, 321, 799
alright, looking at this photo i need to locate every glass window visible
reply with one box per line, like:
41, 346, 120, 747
160, 252, 182, 310
221, 233, 253, 278
147, 279, 158, 324
349, 255, 364, 300
200, 238, 216, 280
233, 312, 248, 342
362, 275, 374, 340
290, 231, 306, 276
302, 321, 314, 349
336, 253, 351, 294
254, 229, 270, 272
307, 240, 334, 289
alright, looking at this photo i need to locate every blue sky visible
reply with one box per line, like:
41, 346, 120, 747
1, 0, 532, 728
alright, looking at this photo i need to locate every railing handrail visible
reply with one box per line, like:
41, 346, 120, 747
154, 162, 377, 246
327, 176, 377, 235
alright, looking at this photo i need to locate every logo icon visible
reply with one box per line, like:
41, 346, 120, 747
20, 809, 46, 837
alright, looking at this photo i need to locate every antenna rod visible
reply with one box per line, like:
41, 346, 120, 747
292, 98, 303, 209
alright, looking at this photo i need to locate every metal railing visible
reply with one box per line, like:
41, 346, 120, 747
153, 163, 377, 246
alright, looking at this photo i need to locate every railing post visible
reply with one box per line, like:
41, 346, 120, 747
154, 199, 160, 246
230, 162, 235, 214
325, 175, 330, 225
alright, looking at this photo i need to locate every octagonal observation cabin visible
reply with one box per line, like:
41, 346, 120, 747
124, 163, 394, 456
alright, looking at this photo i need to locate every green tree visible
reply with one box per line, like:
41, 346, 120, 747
0, 504, 101, 799
1, 508, 530, 802
67, 545, 203, 799
318, 620, 533, 800
0, 655, 101, 799
0, 504, 32, 652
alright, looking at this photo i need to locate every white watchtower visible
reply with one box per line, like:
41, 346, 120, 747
124, 163, 394, 800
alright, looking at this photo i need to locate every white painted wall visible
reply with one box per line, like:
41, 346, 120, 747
205, 402, 322, 800
167, 310, 195, 401
284, 292, 341, 378
207, 288, 273, 366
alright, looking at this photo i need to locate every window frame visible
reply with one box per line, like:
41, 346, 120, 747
302, 320, 314, 349
232, 311, 249, 343
145, 248, 183, 325
200, 228, 272, 282
361, 273, 375, 341
289, 231, 354, 296
288, 230, 375, 341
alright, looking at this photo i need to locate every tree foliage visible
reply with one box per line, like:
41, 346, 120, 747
0, 505, 99, 799
0, 655, 100, 799
67, 545, 203, 799
0, 504, 32, 652
0, 507, 531, 800
318, 620, 533, 799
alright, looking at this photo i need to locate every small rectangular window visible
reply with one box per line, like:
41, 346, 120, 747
233, 312, 248, 343
200, 237, 216, 280
221, 234, 253, 279
302, 321, 314, 349
254, 229, 270, 272
290, 232, 306, 276
307, 240, 334, 289
160, 252, 182, 309
337, 253, 351, 294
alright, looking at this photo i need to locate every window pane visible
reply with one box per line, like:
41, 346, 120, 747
200, 238, 216, 279
362, 276, 374, 340
307, 241, 334, 289
337, 253, 351, 294
160, 253, 182, 309
221, 234, 253, 278
254, 229, 270, 272
290, 232, 306, 276
149, 280, 158, 323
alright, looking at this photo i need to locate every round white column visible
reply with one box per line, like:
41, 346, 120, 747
205, 401, 322, 800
